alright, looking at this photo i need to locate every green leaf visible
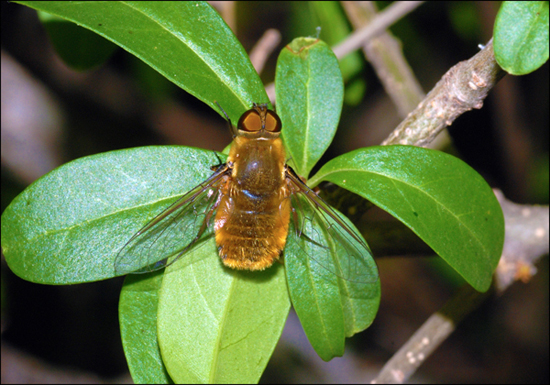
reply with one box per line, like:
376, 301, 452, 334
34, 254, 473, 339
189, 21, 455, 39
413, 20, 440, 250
330, 212, 380, 338
15, 1, 269, 121
307, 1, 366, 105
276, 38, 378, 360
309, 145, 505, 293
285, 199, 380, 360
119, 271, 172, 384
157, 239, 290, 383
285, 218, 345, 361
276, 38, 344, 178
38, 11, 118, 70
494, 1, 549, 75
1, 146, 222, 284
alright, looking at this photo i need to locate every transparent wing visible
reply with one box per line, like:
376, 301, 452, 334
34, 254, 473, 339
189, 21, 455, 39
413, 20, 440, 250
114, 165, 228, 275
286, 171, 378, 284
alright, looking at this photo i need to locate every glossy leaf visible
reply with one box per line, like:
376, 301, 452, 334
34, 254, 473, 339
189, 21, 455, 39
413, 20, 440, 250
330, 212, 380, 338
309, 145, 505, 293
285, 211, 345, 361
1, 146, 223, 284
15, 1, 269, 122
276, 38, 344, 178
285, 197, 380, 360
494, 1, 549, 75
306, 1, 366, 105
276, 39, 378, 360
157, 239, 290, 383
119, 271, 172, 384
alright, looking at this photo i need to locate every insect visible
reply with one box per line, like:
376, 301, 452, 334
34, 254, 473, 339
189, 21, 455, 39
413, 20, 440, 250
115, 103, 377, 283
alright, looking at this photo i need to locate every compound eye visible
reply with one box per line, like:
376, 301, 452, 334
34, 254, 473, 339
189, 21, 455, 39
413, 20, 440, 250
238, 110, 262, 132
265, 111, 282, 133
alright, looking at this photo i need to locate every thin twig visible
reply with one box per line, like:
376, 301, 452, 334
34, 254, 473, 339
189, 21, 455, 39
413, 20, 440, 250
210, 1, 236, 33
382, 39, 505, 146
332, 1, 425, 60
249, 29, 282, 76
373, 285, 492, 384
341, 1, 425, 118
493, 190, 549, 292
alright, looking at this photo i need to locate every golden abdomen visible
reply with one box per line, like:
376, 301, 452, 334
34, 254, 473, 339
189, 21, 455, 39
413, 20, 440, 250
215, 189, 290, 270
